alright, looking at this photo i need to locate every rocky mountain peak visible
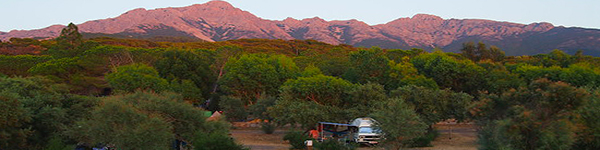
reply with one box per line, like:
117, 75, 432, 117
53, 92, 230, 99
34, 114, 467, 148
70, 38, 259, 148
203, 0, 235, 8
1, 1, 598, 56
412, 14, 444, 21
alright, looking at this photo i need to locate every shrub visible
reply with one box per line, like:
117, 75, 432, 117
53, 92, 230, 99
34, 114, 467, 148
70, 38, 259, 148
407, 129, 439, 147
283, 131, 310, 149
192, 131, 247, 150
314, 139, 357, 150
219, 96, 248, 122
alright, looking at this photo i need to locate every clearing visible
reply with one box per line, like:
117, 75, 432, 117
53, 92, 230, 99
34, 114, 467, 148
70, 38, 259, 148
230, 122, 477, 150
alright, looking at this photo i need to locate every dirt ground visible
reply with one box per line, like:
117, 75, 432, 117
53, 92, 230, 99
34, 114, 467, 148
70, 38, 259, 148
230, 123, 478, 150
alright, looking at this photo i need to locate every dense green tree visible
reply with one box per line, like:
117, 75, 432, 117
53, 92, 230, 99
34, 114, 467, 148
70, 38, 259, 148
279, 75, 355, 107
56, 23, 82, 49
386, 48, 424, 63
513, 63, 600, 87
573, 89, 600, 149
70, 91, 226, 149
71, 98, 173, 150
105, 63, 169, 93
155, 49, 215, 99
344, 47, 390, 84
192, 132, 247, 150
0, 95, 32, 149
478, 61, 525, 94
0, 55, 52, 76
168, 79, 203, 102
211, 46, 243, 94
0, 76, 97, 149
345, 82, 388, 117
471, 79, 589, 150
268, 98, 347, 129
460, 42, 504, 62
391, 85, 473, 126
370, 98, 427, 149
488, 46, 505, 62
411, 51, 486, 94
220, 54, 299, 105
387, 56, 438, 90
248, 94, 277, 120
219, 96, 248, 121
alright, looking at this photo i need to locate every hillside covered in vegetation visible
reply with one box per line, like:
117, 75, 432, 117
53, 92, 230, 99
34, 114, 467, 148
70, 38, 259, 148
1, 24, 599, 150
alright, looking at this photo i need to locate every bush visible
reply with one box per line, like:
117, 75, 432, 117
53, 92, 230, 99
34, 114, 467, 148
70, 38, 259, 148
219, 96, 248, 121
314, 139, 357, 150
44, 136, 74, 150
283, 131, 310, 149
407, 129, 439, 147
260, 122, 276, 134
192, 131, 247, 150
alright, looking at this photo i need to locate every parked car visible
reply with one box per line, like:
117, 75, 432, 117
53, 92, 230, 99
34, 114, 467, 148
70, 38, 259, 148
350, 117, 382, 144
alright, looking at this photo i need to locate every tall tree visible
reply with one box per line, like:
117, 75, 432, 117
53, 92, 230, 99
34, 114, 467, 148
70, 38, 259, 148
56, 23, 82, 48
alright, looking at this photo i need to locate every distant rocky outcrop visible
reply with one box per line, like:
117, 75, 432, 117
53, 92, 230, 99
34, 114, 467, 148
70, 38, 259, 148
2, 1, 600, 56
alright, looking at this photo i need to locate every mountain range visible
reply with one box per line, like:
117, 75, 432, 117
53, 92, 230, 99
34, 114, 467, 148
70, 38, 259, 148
2, 1, 600, 56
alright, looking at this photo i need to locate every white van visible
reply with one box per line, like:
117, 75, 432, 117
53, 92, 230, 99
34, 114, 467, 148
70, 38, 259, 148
350, 117, 382, 144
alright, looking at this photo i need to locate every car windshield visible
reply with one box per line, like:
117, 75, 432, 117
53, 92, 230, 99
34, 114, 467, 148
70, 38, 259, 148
359, 127, 382, 133
359, 127, 375, 133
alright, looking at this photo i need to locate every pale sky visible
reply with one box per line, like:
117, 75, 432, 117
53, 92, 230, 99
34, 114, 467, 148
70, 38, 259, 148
1, 0, 598, 32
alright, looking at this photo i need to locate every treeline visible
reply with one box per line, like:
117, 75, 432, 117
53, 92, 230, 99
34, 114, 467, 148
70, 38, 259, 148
1, 24, 599, 149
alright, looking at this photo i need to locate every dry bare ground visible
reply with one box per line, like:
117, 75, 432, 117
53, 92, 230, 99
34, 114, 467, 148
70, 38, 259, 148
230, 123, 477, 150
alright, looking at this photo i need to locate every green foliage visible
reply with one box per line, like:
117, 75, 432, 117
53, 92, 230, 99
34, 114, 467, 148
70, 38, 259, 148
168, 79, 203, 103
0, 95, 32, 149
412, 51, 486, 94
193, 131, 248, 150
249, 94, 277, 120
269, 98, 347, 129
28, 57, 81, 80
408, 129, 439, 147
56, 23, 83, 49
44, 136, 74, 150
283, 131, 310, 149
386, 48, 424, 62
513, 63, 600, 87
280, 75, 355, 106
472, 79, 589, 150
461, 42, 505, 62
71, 91, 221, 149
155, 49, 215, 98
478, 61, 525, 94
0, 76, 97, 149
314, 139, 357, 150
345, 82, 388, 117
105, 63, 169, 92
220, 54, 299, 105
391, 85, 473, 125
370, 98, 428, 149
388, 56, 438, 90
219, 96, 248, 121
344, 47, 390, 84
299, 65, 324, 77
72, 97, 173, 150
573, 89, 600, 149
0, 55, 52, 76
